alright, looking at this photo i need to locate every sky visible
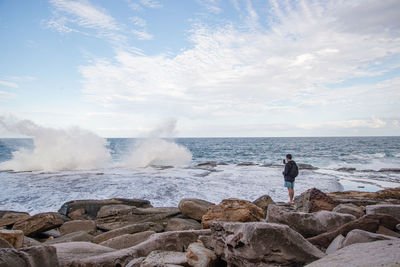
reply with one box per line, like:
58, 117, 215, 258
0, 0, 399, 137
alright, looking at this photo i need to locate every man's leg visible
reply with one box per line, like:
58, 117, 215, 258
288, 187, 294, 204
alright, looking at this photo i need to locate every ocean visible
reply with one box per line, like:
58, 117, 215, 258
1, 137, 400, 214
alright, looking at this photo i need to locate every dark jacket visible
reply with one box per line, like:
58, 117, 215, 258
283, 160, 297, 182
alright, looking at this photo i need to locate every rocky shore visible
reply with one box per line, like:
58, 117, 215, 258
0, 187, 399, 267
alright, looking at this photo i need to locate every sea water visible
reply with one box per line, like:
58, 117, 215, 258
1, 137, 399, 214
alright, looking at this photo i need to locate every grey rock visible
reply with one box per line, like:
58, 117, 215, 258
306, 240, 400, 267
50, 241, 115, 266
366, 204, 400, 220
96, 206, 180, 231
332, 203, 364, 218
58, 198, 152, 219
93, 222, 163, 244
178, 198, 214, 221
266, 204, 356, 237
126, 257, 145, 267
12, 212, 64, 236
141, 250, 187, 266
326, 234, 345, 254
186, 241, 217, 267
252, 195, 275, 215
99, 231, 155, 249
0, 236, 12, 248
22, 236, 42, 248
45, 231, 94, 244
198, 235, 213, 250
60, 220, 96, 235
165, 218, 202, 231
342, 229, 399, 248
0, 245, 59, 267
211, 221, 325, 267
396, 223, 400, 231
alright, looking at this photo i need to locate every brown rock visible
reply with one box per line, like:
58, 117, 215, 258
178, 198, 214, 221
366, 204, 400, 220
0, 245, 59, 267
307, 214, 400, 249
93, 222, 163, 244
211, 221, 325, 266
332, 203, 365, 218
376, 225, 400, 238
60, 219, 96, 235
0, 210, 29, 220
201, 198, 264, 229
165, 218, 202, 231
252, 194, 275, 214
186, 241, 218, 267
99, 231, 155, 249
12, 212, 64, 236
294, 188, 338, 212
58, 198, 152, 219
0, 236, 12, 248
22, 236, 42, 248
0, 212, 30, 227
327, 187, 400, 206
45, 231, 94, 244
67, 208, 86, 220
0, 230, 24, 248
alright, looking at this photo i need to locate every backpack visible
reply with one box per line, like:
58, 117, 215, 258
289, 162, 299, 179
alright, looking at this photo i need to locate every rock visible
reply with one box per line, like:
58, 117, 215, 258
96, 206, 180, 231
379, 168, 400, 172
0, 212, 30, 227
342, 229, 399, 248
236, 162, 257, 166
76, 230, 211, 266
298, 163, 318, 170
211, 221, 325, 266
197, 162, 217, 167
198, 235, 213, 250
0, 230, 24, 248
178, 198, 214, 221
366, 204, 400, 220
45, 231, 94, 244
375, 187, 400, 199
0, 236, 12, 248
0, 245, 59, 267
307, 214, 400, 248
58, 198, 152, 219
294, 188, 338, 212
326, 234, 345, 254
42, 228, 61, 238
22, 236, 42, 247
376, 225, 400, 238
396, 223, 400, 231
12, 212, 64, 236
266, 204, 356, 237
306, 240, 400, 267
141, 250, 188, 266
60, 219, 96, 235
252, 195, 275, 214
93, 222, 163, 244
51, 241, 115, 266
336, 167, 356, 172
186, 241, 217, 267
165, 218, 202, 231
126, 257, 145, 267
67, 208, 87, 220
100, 231, 155, 249
332, 203, 364, 218
327, 187, 400, 206
201, 198, 264, 229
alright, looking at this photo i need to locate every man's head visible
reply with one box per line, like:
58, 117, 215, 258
286, 154, 292, 161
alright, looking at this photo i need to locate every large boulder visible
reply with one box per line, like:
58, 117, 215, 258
50, 241, 115, 266
306, 240, 400, 267
252, 195, 275, 215
96, 206, 180, 231
12, 212, 64, 236
376, 225, 400, 238
58, 198, 152, 220
186, 241, 218, 267
165, 218, 202, 231
60, 220, 96, 235
22, 236, 42, 248
327, 187, 400, 206
366, 204, 400, 220
0, 212, 30, 227
141, 250, 188, 266
93, 222, 163, 244
266, 204, 356, 237
0, 245, 59, 267
75, 230, 211, 266
342, 229, 400, 248
211, 221, 325, 266
45, 231, 94, 244
308, 214, 400, 248
178, 198, 214, 221
325, 234, 345, 254
332, 203, 364, 218
0, 210, 29, 220
0, 230, 24, 248
294, 188, 338, 212
99, 231, 155, 249
0, 237, 12, 248
201, 198, 264, 229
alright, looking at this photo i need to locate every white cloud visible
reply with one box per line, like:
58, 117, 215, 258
0, 91, 17, 99
0, 80, 18, 88
140, 0, 162, 9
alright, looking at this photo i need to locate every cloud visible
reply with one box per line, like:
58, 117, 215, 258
140, 0, 162, 9
0, 91, 17, 99
299, 117, 387, 130
0, 80, 18, 88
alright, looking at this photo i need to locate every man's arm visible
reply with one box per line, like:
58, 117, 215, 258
283, 163, 290, 176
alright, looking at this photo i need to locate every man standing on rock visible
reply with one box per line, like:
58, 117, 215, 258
283, 154, 298, 204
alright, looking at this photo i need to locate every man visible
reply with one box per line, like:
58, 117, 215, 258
283, 154, 298, 204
